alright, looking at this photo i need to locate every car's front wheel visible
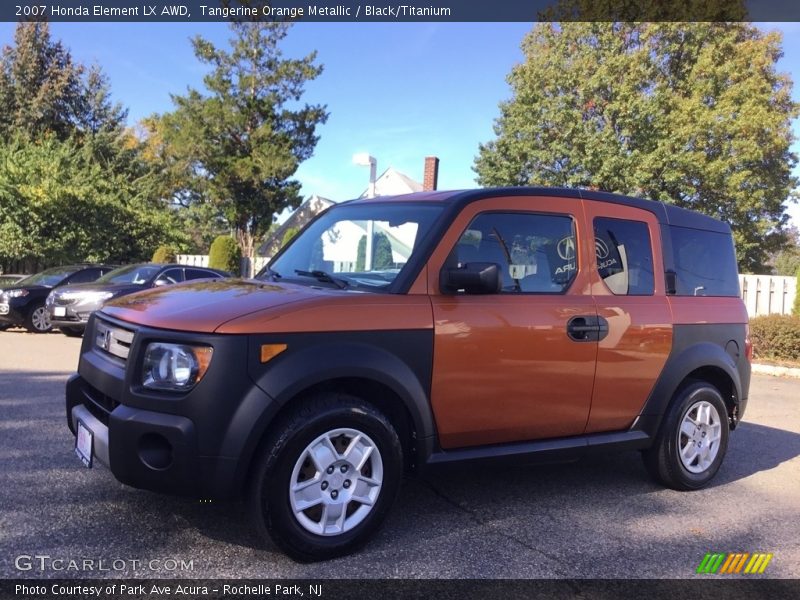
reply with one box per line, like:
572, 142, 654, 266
25, 304, 52, 333
643, 381, 730, 490
248, 393, 403, 562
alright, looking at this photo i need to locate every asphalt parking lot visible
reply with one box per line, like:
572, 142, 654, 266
0, 329, 798, 579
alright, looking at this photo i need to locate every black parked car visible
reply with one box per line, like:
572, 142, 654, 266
0, 265, 116, 333
47, 263, 231, 336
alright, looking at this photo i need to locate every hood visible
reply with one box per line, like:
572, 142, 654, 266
53, 281, 144, 297
100, 279, 330, 333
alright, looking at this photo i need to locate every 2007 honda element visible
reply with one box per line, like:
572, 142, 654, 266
66, 187, 750, 561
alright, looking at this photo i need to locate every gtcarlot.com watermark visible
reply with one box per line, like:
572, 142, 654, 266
15, 554, 194, 573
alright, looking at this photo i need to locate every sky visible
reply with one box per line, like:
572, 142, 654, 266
1, 21, 799, 225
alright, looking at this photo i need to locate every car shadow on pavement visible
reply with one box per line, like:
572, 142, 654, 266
713, 421, 800, 485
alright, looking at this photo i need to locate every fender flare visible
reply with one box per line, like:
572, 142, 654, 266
231, 341, 436, 491
637, 341, 742, 436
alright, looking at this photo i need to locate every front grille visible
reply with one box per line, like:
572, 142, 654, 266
54, 296, 78, 306
81, 383, 120, 426
95, 319, 135, 361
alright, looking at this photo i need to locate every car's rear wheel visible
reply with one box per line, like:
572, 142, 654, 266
643, 381, 729, 490
59, 326, 84, 337
248, 393, 403, 562
25, 304, 52, 333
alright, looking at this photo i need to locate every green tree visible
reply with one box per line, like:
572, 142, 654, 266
155, 23, 328, 275
355, 232, 394, 271
770, 226, 800, 275
0, 135, 182, 266
281, 227, 299, 249
208, 235, 241, 274
795, 267, 800, 316
475, 23, 798, 272
151, 245, 177, 263
0, 23, 126, 142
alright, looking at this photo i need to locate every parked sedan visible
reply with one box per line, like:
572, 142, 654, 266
47, 263, 231, 336
0, 265, 116, 333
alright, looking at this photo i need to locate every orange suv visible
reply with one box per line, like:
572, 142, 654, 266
65, 188, 750, 561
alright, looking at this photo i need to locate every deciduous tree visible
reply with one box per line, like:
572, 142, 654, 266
475, 23, 798, 272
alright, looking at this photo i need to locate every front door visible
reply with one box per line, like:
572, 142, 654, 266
427, 196, 598, 449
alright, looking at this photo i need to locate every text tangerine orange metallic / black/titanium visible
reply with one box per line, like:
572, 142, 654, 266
65, 188, 750, 561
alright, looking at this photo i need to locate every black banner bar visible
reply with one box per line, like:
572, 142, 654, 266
2, 579, 800, 600
4, 0, 800, 22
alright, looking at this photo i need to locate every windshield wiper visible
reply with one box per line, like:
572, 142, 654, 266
294, 269, 348, 289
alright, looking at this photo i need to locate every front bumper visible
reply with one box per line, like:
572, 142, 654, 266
47, 298, 100, 328
65, 315, 280, 499
0, 299, 26, 325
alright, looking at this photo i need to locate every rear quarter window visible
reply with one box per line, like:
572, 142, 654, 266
670, 226, 740, 297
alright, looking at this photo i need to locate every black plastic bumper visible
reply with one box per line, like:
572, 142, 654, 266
65, 315, 281, 500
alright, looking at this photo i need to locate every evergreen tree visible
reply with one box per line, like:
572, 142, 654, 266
154, 23, 328, 275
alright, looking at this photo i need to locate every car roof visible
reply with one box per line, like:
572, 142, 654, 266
344, 187, 730, 234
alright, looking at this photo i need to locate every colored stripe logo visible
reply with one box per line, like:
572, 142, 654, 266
697, 552, 773, 574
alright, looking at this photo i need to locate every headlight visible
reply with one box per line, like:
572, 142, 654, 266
5, 289, 28, 298
142, 343, 213, 391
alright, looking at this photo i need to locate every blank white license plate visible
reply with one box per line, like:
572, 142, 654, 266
75, 420, 93, 468
53, 306, 66, 317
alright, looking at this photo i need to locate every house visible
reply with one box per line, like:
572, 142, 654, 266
258, 157, 440, 258
258, 194, 334, 258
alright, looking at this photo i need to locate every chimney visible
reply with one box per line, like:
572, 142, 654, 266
423, 156, 439, 191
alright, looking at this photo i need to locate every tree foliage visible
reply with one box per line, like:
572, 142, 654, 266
0, 23, 180, 267
356, 232, 394, 271
475, 23, 799, 272
0, 135, 182, 265
152, 23, 328, 273
281, 227, 300, 249
208, 235, 241, 274
151, 245, 177, 263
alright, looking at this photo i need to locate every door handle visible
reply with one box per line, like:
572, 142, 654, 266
566, 316, 609, 342
567, 316, 597, 341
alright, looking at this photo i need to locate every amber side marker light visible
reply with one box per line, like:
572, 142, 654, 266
261, 343, 288, 363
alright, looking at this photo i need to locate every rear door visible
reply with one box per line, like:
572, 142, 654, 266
426, 195, 598, 449
583, 203, 673, 433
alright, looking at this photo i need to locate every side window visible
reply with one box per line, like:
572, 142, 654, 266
448, 212, 577, 293
185, 268, 220, 281
158, 269, 184, 284
66, 269, 101, 284
670, 226, 739, 297
593, 217, 654, 295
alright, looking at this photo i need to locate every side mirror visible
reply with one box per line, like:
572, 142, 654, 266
440, 262, 502, 295
153, 278, 171, 287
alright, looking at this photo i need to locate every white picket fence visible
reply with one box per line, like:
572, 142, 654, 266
739, 274, 796, 317
175, 256, 796, 317
177, 254, 270, 277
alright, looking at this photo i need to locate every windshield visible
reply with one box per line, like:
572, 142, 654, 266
96, 264, 161, 285
16, 266, 80, 287
265, 203, 444, 291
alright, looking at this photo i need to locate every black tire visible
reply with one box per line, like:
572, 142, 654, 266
59, 326, 84, 338
248, 392, 403, 562
24, 303, 52, 333
642, 381, 729, 490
